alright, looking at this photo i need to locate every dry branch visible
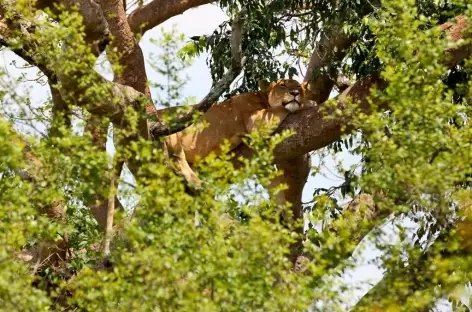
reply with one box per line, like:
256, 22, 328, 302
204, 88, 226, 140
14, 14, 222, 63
149, 9, 247, 138
103, 168, 116, 256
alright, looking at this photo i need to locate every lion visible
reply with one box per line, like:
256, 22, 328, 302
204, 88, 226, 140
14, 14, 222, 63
159, 79, 314, 187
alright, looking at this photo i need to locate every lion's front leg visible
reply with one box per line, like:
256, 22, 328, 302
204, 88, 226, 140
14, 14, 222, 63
175, 150, 201, 188
165, 135, 201, 188
245, 106, 289, 133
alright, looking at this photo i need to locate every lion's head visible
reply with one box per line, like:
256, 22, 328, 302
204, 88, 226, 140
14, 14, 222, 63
259, 79, 305, 113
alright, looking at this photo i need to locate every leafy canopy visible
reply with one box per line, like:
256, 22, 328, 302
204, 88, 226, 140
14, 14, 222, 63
1, 0, 472, 311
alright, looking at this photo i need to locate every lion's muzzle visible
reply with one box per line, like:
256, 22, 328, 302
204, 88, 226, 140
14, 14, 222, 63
282, 93, 301, 112
284, 101, 300, 112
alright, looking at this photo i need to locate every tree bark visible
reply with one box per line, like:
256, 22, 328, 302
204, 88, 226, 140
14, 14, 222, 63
128, 0, 215, 36
304, 30, 355, 104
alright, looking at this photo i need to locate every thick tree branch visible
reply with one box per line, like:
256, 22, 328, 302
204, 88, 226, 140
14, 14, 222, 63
48, 78, 72, 137
273, 75, 386, 161
269, 15, 471, 162
99, 0, 153, 144
0, 6, 54, 76
3, 2, 128, 234
128, 0, 215, 36
303, 29, 355, 104
277, 153, 311, 263
98, 0, 150, 95
149, 10, 246, 138
84, 115, 111, 230
70, 80, 145, 126
1, 3, 243, 138
276, 27, 355, 263
83, 116, 126, 230
36, 0, 109, 51
94, 0, 154, 229
0, 5, 144, 127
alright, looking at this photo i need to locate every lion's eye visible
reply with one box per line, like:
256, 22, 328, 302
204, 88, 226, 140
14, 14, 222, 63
280, 83, 287, 88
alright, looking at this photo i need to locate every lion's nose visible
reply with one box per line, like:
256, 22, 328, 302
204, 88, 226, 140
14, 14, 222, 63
290, 90, 299, 96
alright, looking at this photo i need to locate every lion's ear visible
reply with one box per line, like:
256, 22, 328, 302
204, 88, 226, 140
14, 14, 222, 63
258, 79, 271, 92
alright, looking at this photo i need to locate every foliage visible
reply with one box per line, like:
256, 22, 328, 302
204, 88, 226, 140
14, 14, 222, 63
341, 0, 472, 310
2, 0, 472, 311
0, 118, 54, 311
66, 124, 326, 311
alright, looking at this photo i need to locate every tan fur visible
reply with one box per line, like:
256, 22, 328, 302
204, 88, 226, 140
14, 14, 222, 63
160, 79, 312, 186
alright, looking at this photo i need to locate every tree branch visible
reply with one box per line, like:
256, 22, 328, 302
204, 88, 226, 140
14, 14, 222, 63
149, 9, 246, 138
36, 0, 110, 51
278, 27, 355, 263
303, 29, 355, 104
103, 165, 116, 256
273, 74, 386, 161
269, 15, 471, 162
127, 0, 215, 36
84, 116, 126, 230
0, 6, 55, 77
94, 0, 156, 228
0, 4, 144, 126
84, 115, 111, 230
48, 78, 72, 138
99, 0, 153, 142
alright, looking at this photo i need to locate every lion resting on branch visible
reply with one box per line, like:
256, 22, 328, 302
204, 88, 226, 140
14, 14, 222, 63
159, 79, 314, 241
